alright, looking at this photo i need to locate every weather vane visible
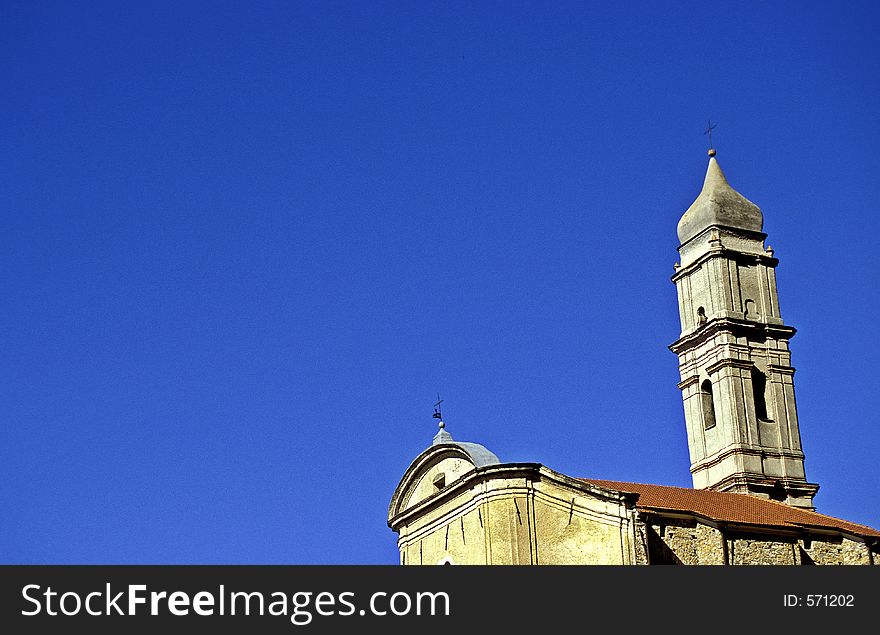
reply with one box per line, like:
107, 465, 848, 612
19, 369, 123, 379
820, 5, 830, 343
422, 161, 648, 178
432, 393, 444, 428
704, 120, 717, 156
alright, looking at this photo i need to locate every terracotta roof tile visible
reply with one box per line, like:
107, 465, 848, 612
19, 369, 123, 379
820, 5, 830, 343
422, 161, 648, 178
578, 478, 880, 538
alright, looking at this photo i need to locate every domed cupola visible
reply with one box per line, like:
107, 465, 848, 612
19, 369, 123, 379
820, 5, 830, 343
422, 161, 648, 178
677, 155, 763, 245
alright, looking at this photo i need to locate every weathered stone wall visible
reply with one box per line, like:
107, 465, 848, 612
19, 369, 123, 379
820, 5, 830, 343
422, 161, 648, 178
646, 519, 725, 565
632, 521, 649, 565
729, 536, 797, 565
798, 537, 872, 565
641, 519, 875, 565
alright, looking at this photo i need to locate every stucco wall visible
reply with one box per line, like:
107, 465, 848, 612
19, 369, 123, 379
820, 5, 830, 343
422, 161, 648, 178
530, 483, 631, 565
396, 472, 634, 565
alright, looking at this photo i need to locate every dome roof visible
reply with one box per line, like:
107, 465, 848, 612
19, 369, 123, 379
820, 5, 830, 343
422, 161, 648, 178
677, 157, 763, 244
431, 426, 500, 467
388, 425, 501, 521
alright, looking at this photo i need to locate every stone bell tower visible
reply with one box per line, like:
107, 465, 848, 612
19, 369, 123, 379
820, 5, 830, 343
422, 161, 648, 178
669, 150, 819, 510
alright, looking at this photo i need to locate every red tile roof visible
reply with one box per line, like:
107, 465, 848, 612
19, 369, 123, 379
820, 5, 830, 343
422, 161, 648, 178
578, 478, 880, 538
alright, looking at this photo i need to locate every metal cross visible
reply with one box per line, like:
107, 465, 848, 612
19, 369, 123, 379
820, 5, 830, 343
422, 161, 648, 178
704, 120, 717, 150
432, 394, 444, 420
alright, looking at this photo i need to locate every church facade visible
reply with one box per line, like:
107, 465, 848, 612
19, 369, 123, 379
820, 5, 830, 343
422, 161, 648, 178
388, 152, 880, 565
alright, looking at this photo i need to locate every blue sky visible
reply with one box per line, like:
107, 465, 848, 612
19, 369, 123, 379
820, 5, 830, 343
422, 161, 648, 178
2, 2, 878, 563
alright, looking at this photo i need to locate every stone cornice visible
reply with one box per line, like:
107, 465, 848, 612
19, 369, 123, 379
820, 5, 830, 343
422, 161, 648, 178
705, 357, 755, 375
388, 462, 541, 530
677, 224, 767, 251
669, 318, 797, 354
677, 376, 700, 390
767, 363, 796, 376
672, 245, 777, 283
690, 445, 806, 473
710, 472, 819, 497
388, 463, 636, 531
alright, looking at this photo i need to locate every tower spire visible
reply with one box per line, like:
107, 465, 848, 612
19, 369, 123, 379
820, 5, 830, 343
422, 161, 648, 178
676, 153, 763, 247
669, 153, 818, 509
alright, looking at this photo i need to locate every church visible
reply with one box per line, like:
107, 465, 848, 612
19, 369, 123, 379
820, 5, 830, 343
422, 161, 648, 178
388, 150, 880, 565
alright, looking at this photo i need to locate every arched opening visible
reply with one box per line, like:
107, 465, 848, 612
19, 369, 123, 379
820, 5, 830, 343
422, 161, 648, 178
696, 306, 707, 326
751, 368, 770, 421
769, 480, 787, 502
700, 379, 716, 430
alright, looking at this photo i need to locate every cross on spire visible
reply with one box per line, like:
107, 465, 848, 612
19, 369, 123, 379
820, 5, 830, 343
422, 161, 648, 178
704, 120, 717, 156
432, 393, 444, 427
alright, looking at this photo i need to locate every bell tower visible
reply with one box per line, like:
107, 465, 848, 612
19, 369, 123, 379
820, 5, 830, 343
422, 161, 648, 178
669, 150, 819, 509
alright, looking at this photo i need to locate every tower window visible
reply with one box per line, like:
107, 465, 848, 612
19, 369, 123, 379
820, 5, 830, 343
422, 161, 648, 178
752, 368, 771, 421
696, 306, 707, 326
700, 379, 716, 430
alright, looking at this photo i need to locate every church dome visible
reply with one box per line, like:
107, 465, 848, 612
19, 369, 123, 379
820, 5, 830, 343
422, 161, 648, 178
677, 156, 763, 244
431, 426, 500, 467
388, 422, 501, 522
